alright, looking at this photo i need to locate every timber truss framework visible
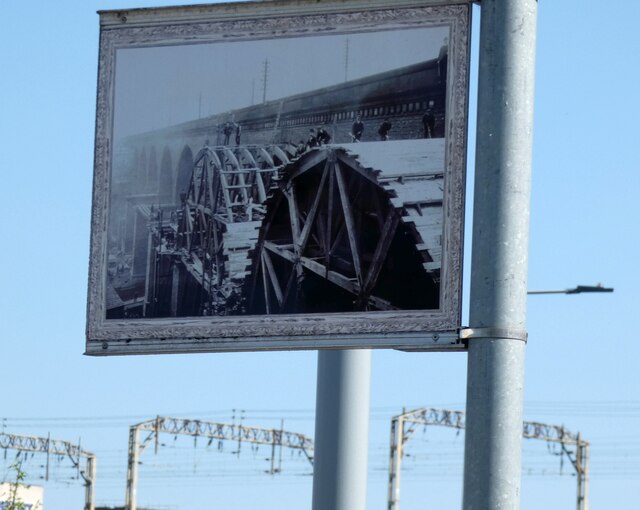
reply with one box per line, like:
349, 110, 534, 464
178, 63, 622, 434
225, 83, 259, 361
387, 407, 589, 510
247, 144, 442, 314
148, 143, 290, 317
125, 416, 313, 510
0, 432, 96, 510
143, 140, 444, 317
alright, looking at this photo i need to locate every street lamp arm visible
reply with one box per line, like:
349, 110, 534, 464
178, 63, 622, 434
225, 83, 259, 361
527, 284, 614, 295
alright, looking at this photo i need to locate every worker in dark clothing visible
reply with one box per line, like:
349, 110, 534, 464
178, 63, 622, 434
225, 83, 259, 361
307, 128, 318, 149
378, 118, 392, 141
235, 123, 242, 146
317, 127, 332, 145
223, 122, 233, 145
422, 108, 436, 138
351, 115, 364, 142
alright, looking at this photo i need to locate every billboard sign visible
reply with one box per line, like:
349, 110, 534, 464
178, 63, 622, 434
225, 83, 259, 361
86, 0, 471, 354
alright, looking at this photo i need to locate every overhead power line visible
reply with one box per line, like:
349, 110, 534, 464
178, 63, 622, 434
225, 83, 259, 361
0, 432, 96, 510
388, 408, 589, 510
125, 416, 313, 510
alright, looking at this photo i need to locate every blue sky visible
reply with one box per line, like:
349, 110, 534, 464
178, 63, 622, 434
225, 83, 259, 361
0, 1, 639, 509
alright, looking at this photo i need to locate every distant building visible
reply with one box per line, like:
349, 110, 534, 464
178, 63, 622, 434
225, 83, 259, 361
0, 483, 44, 510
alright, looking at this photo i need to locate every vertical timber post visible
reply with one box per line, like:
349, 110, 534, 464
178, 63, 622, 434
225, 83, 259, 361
463, 0, 538, 509
312, 350, 371, 510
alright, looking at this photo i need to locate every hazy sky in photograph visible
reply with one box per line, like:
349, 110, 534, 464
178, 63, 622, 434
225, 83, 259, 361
114, 25, 448, 139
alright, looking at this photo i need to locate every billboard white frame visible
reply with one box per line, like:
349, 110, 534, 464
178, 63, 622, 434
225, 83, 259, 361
86, 0, 471, 355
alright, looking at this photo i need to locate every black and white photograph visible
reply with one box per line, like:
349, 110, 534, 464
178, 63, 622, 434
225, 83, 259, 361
87, 1, 470, 353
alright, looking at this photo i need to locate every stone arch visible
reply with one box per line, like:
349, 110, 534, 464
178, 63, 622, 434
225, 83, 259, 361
159, 146, 173, 202
147, 146, 158, 193
175, 145, 194, 202
135, 147, 148, 193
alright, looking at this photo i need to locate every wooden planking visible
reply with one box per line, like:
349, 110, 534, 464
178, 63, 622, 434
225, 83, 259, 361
224, 221, 262, 280
342, 139, 445, 179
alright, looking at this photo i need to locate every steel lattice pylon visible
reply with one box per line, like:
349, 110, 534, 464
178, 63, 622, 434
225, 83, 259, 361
0, 432, 96, 510
124, 416, 313, 510
388, 408, 589, 510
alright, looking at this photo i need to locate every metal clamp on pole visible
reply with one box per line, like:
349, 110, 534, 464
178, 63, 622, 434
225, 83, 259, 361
459, 327, 528, 343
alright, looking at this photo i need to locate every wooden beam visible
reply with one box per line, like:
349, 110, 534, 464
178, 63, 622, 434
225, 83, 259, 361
290, 150, 328, 180
271, 145, 290, 165
196, 161, 206, 205
330, 220, 347, 254
210, 208, 224, 287
241, 145, 267, 204
260, 256, 271, 314
298, 162, 329, 254
371, 188, 385, 231
219, 171, 234, 221
209, 150, 223, 170
255, 172, 267, 205
334, 162, 363, 286
223, 149, 250, 206
257, 147, 275, 168
280, 263, 298, 312
285, 185, 302, 247
363, 210, 400, 295
209, 155, 222, 215
285, 182, 304, 281
325, 161, 335, 268
262, 250, 284, 307
239, 148, 258, 169
190, 203, 213, 216
184, 202, 194, 250
314, 211, 327, 258
265, 242, 353, 290
263, 241, 396, 311
335, 152, 381, 186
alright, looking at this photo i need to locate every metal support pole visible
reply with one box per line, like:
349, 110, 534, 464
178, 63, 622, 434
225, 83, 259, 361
582, 443, 589, 510
576, 439, 583, 510
576, 439, 589, 510
463, 0, 538, 509
387, 415, 404, 510
85, 455, 96, 510
125, 426, 139, 510
312, 350, 371, 510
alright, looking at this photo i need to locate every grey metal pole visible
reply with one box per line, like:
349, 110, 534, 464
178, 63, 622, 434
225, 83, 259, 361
312, 350, 371, 510
387, 414, 404, 510
85, 455, 96, 510
125, 426, 139, 510
463, 0, 538, 509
